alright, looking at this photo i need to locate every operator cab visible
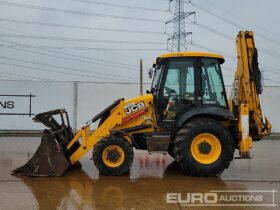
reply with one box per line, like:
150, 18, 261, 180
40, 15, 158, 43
150, 52, 228, 127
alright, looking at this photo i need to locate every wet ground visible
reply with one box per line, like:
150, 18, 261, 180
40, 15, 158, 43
0, 137, 279, 210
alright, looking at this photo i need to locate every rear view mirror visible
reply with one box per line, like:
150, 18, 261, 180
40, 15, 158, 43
148, 68, 154, 79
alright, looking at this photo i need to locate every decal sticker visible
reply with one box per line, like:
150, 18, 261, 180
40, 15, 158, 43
124, 101, 145, 115
122, 109, 147, 124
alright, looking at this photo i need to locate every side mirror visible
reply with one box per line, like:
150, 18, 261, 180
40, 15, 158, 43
148, 68, 154, 79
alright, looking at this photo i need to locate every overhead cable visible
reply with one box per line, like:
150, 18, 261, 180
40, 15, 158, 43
0, 18, 166, 35
190, 1, 280, 46
0, 55, 138, 80
0, 39, 138, 70
0, 60, 137, 82
0, 70, 52, 81
0, 1, 164, 22
70, 0, 168, 12
0, 43, 166, 51
0, 33, 165, 45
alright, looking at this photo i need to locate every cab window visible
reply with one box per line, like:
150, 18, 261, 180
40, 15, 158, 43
201, 58, 227, 107
161, 59, 195, 121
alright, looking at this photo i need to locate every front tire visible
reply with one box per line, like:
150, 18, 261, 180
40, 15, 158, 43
174, 118, 234, 176
93, 136, 134, 176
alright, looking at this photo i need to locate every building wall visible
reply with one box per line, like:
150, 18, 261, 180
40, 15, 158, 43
0, 80, 74, 130
0, 80, 279, 132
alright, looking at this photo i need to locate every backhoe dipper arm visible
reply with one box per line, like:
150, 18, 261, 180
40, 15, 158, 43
229, 31, 271, 157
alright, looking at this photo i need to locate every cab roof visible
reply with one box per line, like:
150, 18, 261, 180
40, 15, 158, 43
159, 51, 225, 63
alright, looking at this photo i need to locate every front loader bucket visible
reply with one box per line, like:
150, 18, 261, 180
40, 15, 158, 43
12, 109, 81, 177
12, 134, 70, 176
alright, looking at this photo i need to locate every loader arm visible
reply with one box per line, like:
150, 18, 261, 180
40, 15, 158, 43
66, 95, 156, 165
66, 100, 127, 164
229, 31, 271, 157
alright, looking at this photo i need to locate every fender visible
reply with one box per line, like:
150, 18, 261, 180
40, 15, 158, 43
174, 105, 235, 131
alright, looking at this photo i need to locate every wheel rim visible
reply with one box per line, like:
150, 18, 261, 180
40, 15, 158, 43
191, 133, 221, 164
102, 145, 125, 168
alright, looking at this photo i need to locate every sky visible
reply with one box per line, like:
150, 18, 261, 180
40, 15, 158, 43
0, 0, 279, 85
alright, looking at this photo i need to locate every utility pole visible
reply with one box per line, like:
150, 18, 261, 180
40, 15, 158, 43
166, 0, 195, 52
140, 59, 143, 95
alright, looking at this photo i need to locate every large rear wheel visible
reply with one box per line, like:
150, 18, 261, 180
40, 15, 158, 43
174, 118, 234, 176
93, 136, 134, 176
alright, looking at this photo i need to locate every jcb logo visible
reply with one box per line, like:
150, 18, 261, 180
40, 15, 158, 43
125, 101, 145, 115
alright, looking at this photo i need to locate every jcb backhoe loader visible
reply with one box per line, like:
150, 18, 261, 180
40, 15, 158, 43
12, 31, 271, 177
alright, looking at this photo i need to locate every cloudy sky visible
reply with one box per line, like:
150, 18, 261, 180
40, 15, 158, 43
0, 0, 279, 85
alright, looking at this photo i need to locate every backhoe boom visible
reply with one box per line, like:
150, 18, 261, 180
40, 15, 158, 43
229, 31, 271, 157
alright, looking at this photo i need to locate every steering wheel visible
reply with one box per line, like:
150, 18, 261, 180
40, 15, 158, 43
164, 87, 177, 96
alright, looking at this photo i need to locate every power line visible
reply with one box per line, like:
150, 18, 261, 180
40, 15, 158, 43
0, 43, 137, 70
194, 22, 280, 60
70, 0, 168, 12
0, 18, 166, 35
263, 72, 280, 80
192, 42, 280, 82
42, 49, 138, 69
190, 2, 243, 28
194, 0, 280, 38
262, 68, 280, 75
0, 24, 143, 69
191, 42, 236, 60
0, 60, 137, 82
192, 42, 280, 75
194, 22, 233, 41
0, 1, 164, 22
254, 33, 280, 46
0, 70, 52, 81
190, 1, 280, 46
0, 16, 156, 81
258, 47, 280, 60
0, 39, 139, 70
264, 78, 280, 84
0, 33, 165, 45
0, 55, 138, 81
0, 75, 21, 80
261, 64, 280, 72
0, 43, 165, 51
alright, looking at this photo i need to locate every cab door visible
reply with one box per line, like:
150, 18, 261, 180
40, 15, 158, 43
155, 58, 197, 127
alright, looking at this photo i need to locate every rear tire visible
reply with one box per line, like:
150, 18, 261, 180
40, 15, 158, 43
174, 118, 234, 176
93, 136, 133, 176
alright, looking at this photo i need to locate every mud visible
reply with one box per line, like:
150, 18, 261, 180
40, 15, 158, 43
0, 137, 279, 210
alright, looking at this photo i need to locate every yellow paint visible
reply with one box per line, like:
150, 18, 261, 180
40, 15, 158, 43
228, 31, 271, 156
159, 51, 225, 63
67, 94, 157, 164
102, 145, 125, 168
190, 133, 222, 164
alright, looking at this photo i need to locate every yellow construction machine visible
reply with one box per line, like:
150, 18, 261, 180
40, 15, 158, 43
12, 31, 271, 177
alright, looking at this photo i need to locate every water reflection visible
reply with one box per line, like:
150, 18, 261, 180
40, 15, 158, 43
18, 161, 237, 210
